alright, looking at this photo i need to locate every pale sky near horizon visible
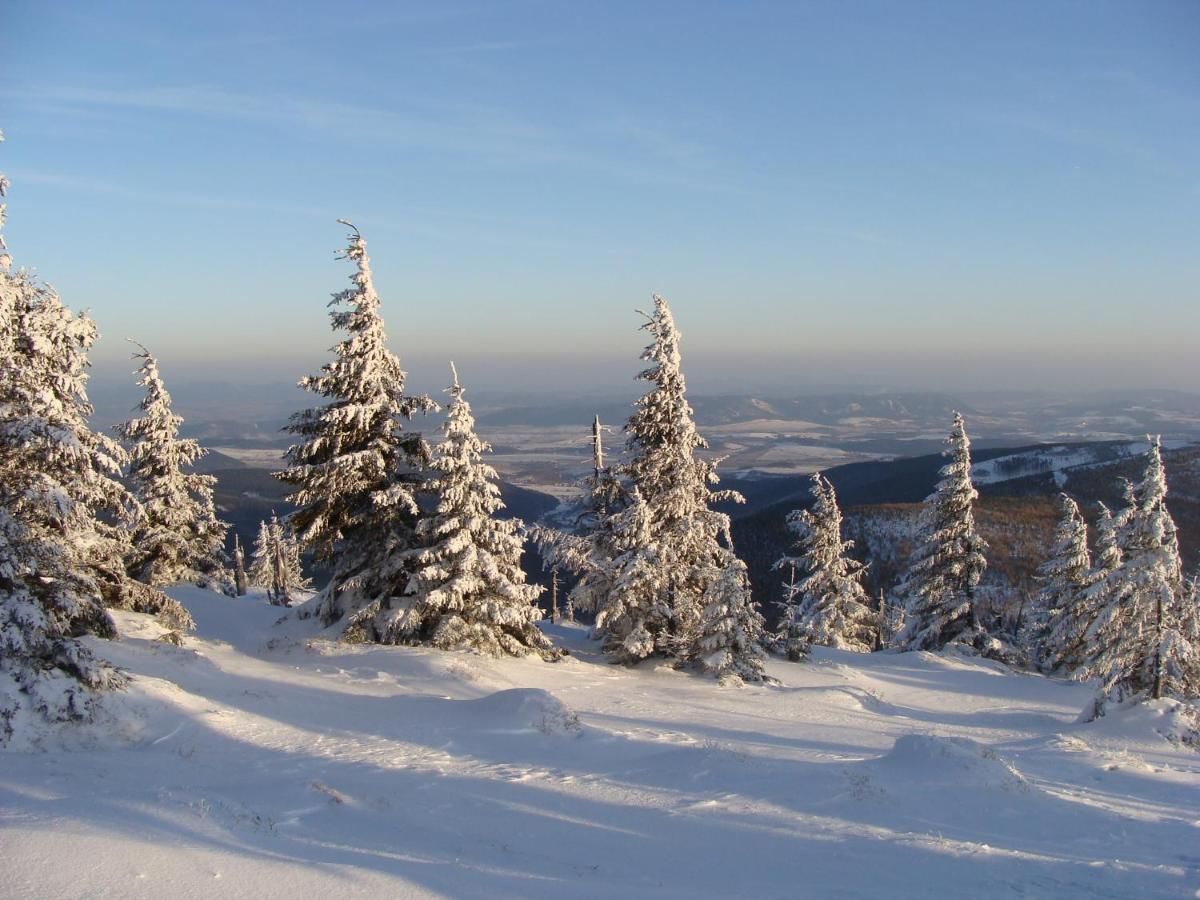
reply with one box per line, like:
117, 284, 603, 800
2, 1, 1197, 393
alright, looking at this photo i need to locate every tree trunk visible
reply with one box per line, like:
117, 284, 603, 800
550, 568, 560, 624
233, 535, 248, 597
1152, 592, 1164, 700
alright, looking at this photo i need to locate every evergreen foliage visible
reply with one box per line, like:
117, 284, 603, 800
248, 513, 311, 606
232, 534, 247, 596
1082, 439, 1199, 716
592, 487, 669, 663
694, 552, 767, 680
1060, 500, 1128, 680
616, 296, 764, 679
1032, 494, 1093, 673
1091, 498, 1127, 593
0, 140, 187, 738
1182, 574, 1200, 659
276, 222, 436, 638
394, 365, 555, 657
774, 473, 876, 657
532, 433, 628, 622
0, 265, 125, 737
118, 345, 228, 588
773, 558, 807, 662
896, 412, 990, 653
534, 298, 764, 679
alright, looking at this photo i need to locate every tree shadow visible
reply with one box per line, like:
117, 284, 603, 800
21, 611, 1193, 897
5, 706, 1193, 899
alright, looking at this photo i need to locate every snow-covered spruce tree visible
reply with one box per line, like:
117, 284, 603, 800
276, 222, 436, 637
0, 157, 115, 736
274, 516, 310, 605
774, 473, 876, 657
3, 214, 189, 640
1082, 439, 1199, 716
1093, 498, 1125, 581
1182, 574, 1200, 648
619, 296, 764, 680
248, 514, 311, 606
532, 415, 629, 622
772, 557, 807, 661
592, 487, 671, 663
1032, 494, 1093, 673
391, 365, 556, 657
248, 520, 273, 591
118, 344, 228, 588
1052, 499, 1126, 681
1, 141, 162, 738
694, 552, 767, 680
896, 412, 990, 653
231, 533, 247, 596
878, 592, 905, 649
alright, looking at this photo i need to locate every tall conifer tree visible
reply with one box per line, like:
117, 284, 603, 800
1083, 440, 1198, 713
1, 140, 187, 737
119, 345, 228, 587
593, 488, 670, 663
775, 473, 876, 656
618, 296, 764, 679
276, 222, 435, 638
1033, 495, 1094, 673
248, 513, 310, 605
533, 415, 629, 620
398, 365, 555, 657
896, 412, 990, 652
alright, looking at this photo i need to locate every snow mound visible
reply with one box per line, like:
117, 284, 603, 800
0, 667, 160, 753
1085, 697, 1200, 748
873, 734, 1029, 791
460, 688, 581, 736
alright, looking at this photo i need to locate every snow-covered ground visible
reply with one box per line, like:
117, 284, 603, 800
3, 587, 1199, 899
969, 440, 1194, 488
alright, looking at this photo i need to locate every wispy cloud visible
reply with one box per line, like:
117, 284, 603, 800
15, 82, 732, 193
13, 169, 330, 218
53, 3, 489, 51
8, 168, 612, 253
417, 40, 537, 56
973, 109, 1187, 177
969, 64, 1199, 178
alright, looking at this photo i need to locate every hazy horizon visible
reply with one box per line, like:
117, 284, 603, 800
83, 340, 1199, 401
84, 348, 1200, 436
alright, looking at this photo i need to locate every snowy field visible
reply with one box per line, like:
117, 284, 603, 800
3, 587, 1199, 899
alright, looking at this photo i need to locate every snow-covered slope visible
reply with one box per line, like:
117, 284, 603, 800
968, 440, 1191, 488
2, 587, 1198, 898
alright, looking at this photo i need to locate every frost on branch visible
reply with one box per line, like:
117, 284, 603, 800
612, 296, 764, 679
896, 412, 991, 654
118, 344, 229, 590
532, 414, 629, 623
276, 222, 436, 640
1031, 494, 1095, 675
1081, 439, 1198, 718
248, 512, 311, 606
0, 153, 143, 739
389, 365, 557, 658
775, 473, 875, 658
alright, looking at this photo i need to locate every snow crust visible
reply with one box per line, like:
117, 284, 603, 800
2, 586, 1199, 898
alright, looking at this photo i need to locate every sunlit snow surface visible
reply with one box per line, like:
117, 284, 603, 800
3, 586, 1199, 898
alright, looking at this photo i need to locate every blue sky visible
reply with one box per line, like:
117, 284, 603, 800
2, 0, 1197, 393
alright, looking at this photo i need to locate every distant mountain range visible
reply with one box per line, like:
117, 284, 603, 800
91, 384, 1200, 452
200, 433, 1198, 622
729, 441, 1200, 627
155, 381, 1200, 615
